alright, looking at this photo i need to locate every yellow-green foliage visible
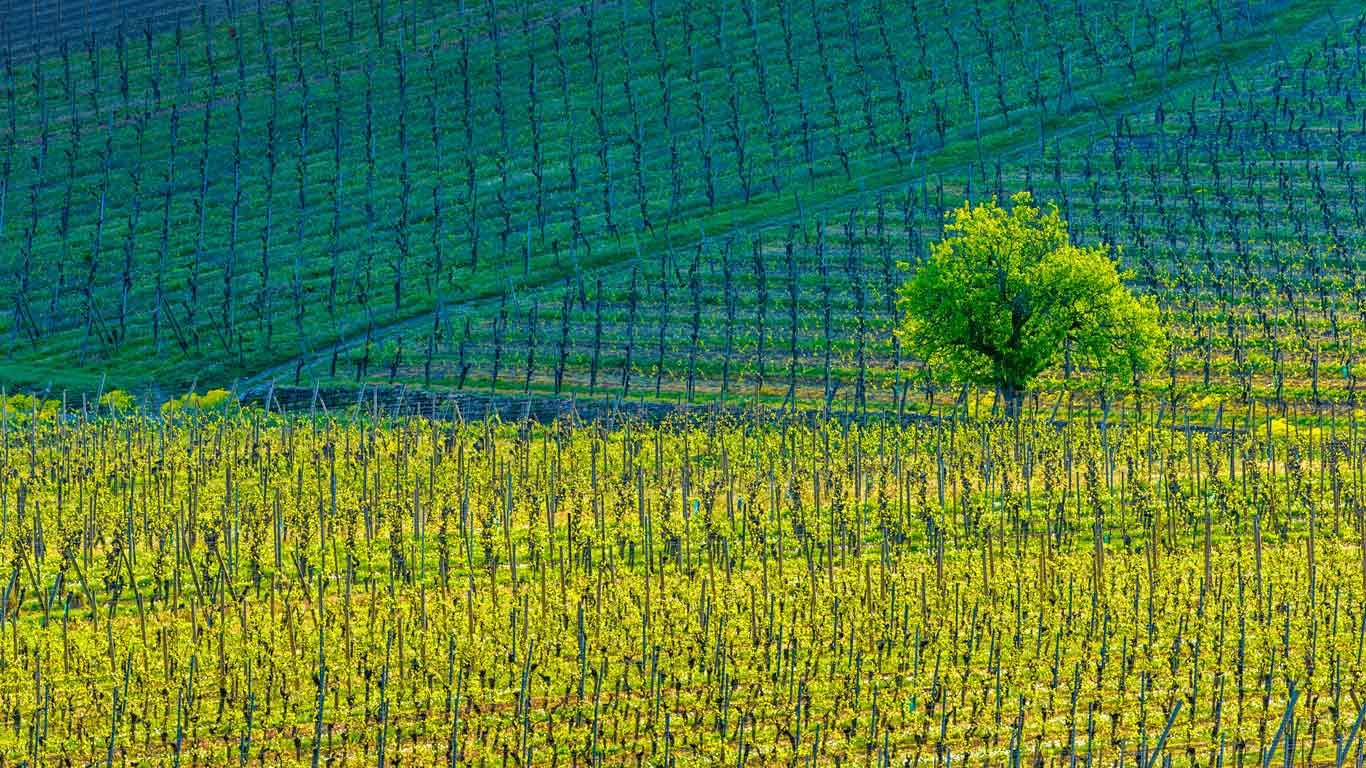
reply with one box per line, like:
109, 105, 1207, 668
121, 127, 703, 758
98, 389, 135, 413
1, 393, 62, 423
0, 410, 1354, 764
158, 388, 237, 417
898, 192, 1164, 402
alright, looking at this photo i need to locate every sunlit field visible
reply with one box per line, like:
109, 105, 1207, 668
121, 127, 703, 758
0, 400, 1357, 764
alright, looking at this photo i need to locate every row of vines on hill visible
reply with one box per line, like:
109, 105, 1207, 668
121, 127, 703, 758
334, 12, 1366, 417
0, 0, 1247, 386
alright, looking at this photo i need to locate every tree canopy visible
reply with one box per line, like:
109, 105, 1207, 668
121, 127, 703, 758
898, 192, 1163, 412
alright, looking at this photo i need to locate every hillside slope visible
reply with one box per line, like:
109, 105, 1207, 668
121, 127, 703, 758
1, 0, 1359, 419
256, 2, 1366, 419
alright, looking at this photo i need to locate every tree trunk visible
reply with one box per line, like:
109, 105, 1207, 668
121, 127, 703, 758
1002, 384, 1024, 421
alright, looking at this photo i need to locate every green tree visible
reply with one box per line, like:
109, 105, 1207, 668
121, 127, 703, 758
898, 192, 1163, 416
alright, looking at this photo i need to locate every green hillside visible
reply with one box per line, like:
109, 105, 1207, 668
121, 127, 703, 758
274, 0, 1366, 420
3, 0, 1338, 404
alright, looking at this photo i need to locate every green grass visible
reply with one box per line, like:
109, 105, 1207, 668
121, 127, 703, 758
0, 0, 1306, 400
264, 0, 1366, 419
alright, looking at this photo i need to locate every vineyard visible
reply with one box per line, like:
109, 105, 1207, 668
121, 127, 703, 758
303, 6, 1366, 420
0, 403, 1364, 765
0, 0, 1352, 407
4, 0, 1366, 765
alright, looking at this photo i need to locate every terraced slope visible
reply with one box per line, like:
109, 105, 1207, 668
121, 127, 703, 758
0, 0, 1292, 398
